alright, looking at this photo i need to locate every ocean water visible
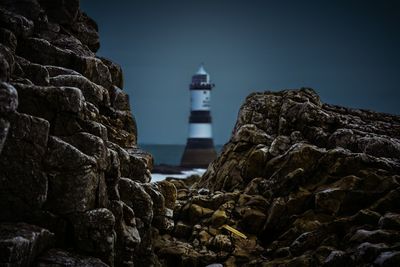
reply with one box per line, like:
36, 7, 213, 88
140, 144, 223, 182
140, 144, 223, 166
151, 169, 207, 183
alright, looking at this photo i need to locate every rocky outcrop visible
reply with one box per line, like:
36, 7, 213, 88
163, 89, 398, 266
148, 89, 400, 266
0, 1, 175, 266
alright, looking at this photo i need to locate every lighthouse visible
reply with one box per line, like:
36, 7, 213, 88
181, 64, 217, 168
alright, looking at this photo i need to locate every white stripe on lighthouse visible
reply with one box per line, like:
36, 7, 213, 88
191, 90, 210, 111
188, 123, 212, 138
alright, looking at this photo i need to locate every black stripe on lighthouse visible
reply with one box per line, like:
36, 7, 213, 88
189, 111, 212, 123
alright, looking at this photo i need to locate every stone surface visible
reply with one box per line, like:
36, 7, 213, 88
0, 1, 160, 266
37, 249, 109, 267
72, 209, 116, 266
159, 89, 400, 266
177, 88, 400, 266
0, 223, 54, 267
0, 82, 18, 114
0, 112, 49, 222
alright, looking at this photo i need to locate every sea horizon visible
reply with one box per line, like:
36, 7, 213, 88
140, 144, 224, 167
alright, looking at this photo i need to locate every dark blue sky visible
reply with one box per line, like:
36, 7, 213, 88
81, 0, 400, 145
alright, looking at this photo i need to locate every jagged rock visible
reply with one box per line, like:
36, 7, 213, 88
142, 183, 168, 229
0, 223, 54, 267
0, 118, 9, 153
100, 57, 124, 88
14, 83, 84, 116
0, 27, 17, 52
37, 26, 96, 58
379, 213, 400, 230
349, 229, 400, 244
200, 89, 400, 191
0, 7, 34, 37
0, 82, 18, 114
110, 201, 141, 266
0, 2, 163, 266
118, 178, 153, 228
0, 0, 46, 23
351, 209, 382, 226
72, 208, 116, 266
78, 56, 112, 89
208, 234, 233, 252
183, 89, 400, 266
269, 135, 291, 156
174, 221, 192, 239
0, 112, 49, 222
239, 208, 266, 234
70, 11, 100, 52
110, 86, 130, 110
105, 148, 121, 200
210, 210, 228, 228
37, 249, 109, 267
108, 200, 140, 267
38, 0, 80, 25
355, 242, 388, 263
206, 264, 223, 267
232, 124, 272, 144
44, 136, 98, 214
128, 148, 153, 180
45, 65, 81, 77
0, 44, 14, 81
188, 204, 214, 222
156, 180, 177, 210
49, 74, 108, 107
323, 250, 352, 267
374, 251, 400, 267
100, 112, 137, 148
17, 37, 75, 67
17, 37, 109, 87
372, 188, 400, 214
0, 54, 10, 82
15, 56, 50, 85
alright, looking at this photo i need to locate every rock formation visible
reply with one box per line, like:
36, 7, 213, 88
155, 89, 400, 266
0, 1, 176, 266
1, 1, 400, 266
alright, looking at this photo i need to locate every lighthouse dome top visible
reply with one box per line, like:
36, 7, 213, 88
192, 63, 211, 85
196, 64, 208, 75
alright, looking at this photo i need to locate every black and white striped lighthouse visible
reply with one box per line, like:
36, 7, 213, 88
181, 64, 217, 168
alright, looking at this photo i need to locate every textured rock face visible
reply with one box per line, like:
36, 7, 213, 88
146, 89, 400, 266
185, 89, 400, 266
0, 223, 54, 267
0, 1, 175, 266
200, 88, 400, 191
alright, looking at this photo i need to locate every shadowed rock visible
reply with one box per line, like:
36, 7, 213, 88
0, 223, 54, 267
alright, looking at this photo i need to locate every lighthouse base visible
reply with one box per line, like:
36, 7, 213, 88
180, 138, 217, 168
